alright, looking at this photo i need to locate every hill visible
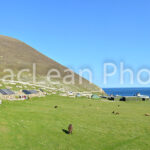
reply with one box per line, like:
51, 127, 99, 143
0, 35, 103, 92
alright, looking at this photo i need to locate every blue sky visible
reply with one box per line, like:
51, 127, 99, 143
0, 0, 150, 88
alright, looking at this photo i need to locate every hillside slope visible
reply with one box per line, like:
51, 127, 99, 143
0, 35, 102, 92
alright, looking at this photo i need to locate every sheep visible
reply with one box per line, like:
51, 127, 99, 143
144, 113, 150, 116
115, 112, 120, 115
68, 124, 73, 134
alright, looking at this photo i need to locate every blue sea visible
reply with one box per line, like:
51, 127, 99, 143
103, 88, 150, 97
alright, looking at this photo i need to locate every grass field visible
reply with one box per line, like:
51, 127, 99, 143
0, 95, 150, 150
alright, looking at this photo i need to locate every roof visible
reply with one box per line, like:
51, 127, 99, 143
124, 96, 149, 98
22, 90, 38, 95
40, 89, 44, 92
91, 94, 100, 99
0, 89, 15, 95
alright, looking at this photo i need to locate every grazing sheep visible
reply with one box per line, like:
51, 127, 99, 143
115, 112, 120, 115
144, 113, 150, 116
68, 124, 73, 134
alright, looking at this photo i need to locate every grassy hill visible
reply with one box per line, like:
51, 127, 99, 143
0, 95, 150, 150
0, 35, 102, 92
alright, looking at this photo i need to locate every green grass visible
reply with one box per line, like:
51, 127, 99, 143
0, 95, 150, 150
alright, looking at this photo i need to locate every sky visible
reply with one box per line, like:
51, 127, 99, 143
0, 0, 150, 88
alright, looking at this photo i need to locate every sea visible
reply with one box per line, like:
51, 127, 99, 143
103, 88, 150, 97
